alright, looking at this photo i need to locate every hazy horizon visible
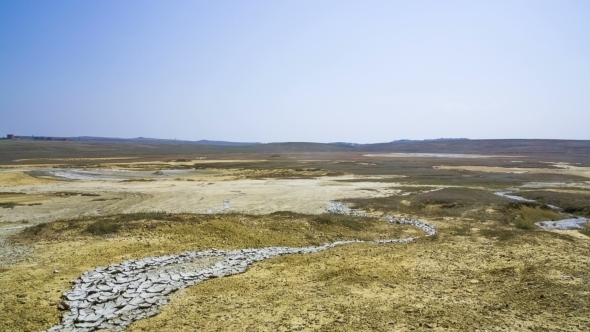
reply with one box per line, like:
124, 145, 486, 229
6, 135, 588, 144
2, 1, 589, 143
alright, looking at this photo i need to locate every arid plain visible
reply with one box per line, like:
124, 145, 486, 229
1, 140, 589, 331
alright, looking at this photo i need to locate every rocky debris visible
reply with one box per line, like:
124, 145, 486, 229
494, 192, 536, 202
325, 201, 369, 217
325, 202, 352, 215
325, 202, 437, 237
535, 217, 589, 230
206, 200, 231, 214
386, 216, 437, 236
46, 217, 437, 332
152, 171, 164, 176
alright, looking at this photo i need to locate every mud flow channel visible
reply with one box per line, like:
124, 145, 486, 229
47, 217, 436, 332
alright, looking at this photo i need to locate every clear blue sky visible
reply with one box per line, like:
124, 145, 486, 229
1, 1, 589, 143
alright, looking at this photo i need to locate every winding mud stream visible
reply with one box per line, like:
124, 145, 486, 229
47, 217, 436, 332
42, 190, 587, 331
495, 191, 588, 230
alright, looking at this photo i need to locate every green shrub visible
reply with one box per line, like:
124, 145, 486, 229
23, 223, 48, 235
0, 202, 17, 209
86, 220, 120, 235
313, 214, 371, 231
314, 214, 335, 225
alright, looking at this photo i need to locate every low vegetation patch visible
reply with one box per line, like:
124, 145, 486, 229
85, 220, 121, 235
449, 224, 472, 236
92, 197, 121, 202
52, 192, 84, 197
14, 212, 419, 246
479, 226, 519, 241
242, 168, 346, 179
0, 202, 18, 209
312, 213, 376, 232
345, 187, 511, 222
121, 179, 155, 182
501, 202, 564, 229
517, 190, 590, 218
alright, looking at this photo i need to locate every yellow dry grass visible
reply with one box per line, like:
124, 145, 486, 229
0, 171, 56, 187
0, 193, 54, 204
129, 232, 590, 331
0, 214, 419, 331
1, 214, 589, 331
507, 205, 565, 231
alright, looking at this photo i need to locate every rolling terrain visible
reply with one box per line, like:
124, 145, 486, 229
0, 140, 589, 331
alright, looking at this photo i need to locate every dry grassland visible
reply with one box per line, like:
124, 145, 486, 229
0, 211, 588, 331
0, 171, 56, 187
434, 165, 590, 180
130, 232, 589, 331
0, 213, 419, 331
1, 141, 590, 331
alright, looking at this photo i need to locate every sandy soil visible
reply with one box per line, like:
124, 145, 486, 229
0, 171, 57, 187
0, 193, 54, 204
0, 169, 401, 224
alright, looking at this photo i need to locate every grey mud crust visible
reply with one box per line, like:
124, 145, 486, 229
0, 225, 31, 266
46, 217, 436, 331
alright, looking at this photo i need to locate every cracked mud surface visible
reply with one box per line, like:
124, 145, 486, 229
47, 216, 435, 331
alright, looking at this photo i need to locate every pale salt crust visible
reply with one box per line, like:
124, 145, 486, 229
535, 218, 589, 230
495, 191, 588, 230
46, 216, 436, 332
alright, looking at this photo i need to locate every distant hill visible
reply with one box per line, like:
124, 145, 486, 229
330, 142, 361, 147
2, 136, 589, 165
6, 135, 261, 146
73, 137, 262, 146
359, 139, 590, 156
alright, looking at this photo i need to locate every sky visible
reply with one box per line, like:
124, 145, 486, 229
1, 1, 589, 143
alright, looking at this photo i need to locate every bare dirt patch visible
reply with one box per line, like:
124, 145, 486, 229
0, 174, 401, 223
